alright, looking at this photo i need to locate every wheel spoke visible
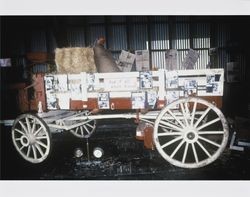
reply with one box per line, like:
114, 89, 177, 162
36, 140, 48, 149
191, 143, 199, 163
197, 118, 221, 131
14, 128, 25, 136
19, 145, 25, 151
166, 109, 185, 128
33, 126, 43, 136
158, 124, 177, 131
83, 124, 90, 134
180, 103, 189, 127
198, 136, 221, 148
198, 131, 224, 135
31, 119, 36, 133
32, 145, 37, 160
70, 118, 96, 138
185, 102, 190, 115
158, 132, 182, 136
170, 140, 185, 158
15, 138, 21, 141
19, 121, 28, 134
36, 136, 48, 140
75, 127, 79, 134
196, 140, 211, 157
26, 146, 31, 157
80, 126, 84, 136
159, 120, 183, 133
182, 142, 189, 163
35, 144, 44, 157
26, 117, 31, 133
191, 101, 197, 126
161, 136, 182, 149
86, 123, 94, 129
194, 107, 211, 128
161, 119, 183, 129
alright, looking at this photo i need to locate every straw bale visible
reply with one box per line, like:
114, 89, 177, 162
55, 47, 97, 74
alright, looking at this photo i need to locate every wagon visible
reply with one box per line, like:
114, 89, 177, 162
10, 68, 229, 168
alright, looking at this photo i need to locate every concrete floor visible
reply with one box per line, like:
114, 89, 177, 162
1, 119, 250, 180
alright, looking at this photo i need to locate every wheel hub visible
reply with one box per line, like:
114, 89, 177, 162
20, 136, 29, 147
187, 132, 195, 140
184, 128, 198, 143
21, 133, 36, 145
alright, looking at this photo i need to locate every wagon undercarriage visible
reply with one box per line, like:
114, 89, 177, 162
11, 97, 228, 168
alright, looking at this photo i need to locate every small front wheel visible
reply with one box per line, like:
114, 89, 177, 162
69, 111, 96, 139
11, 113, 52, 164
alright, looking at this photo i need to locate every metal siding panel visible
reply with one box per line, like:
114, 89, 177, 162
87, 16, 105, 24
217, 49, 230, 68
151, 51, 165, 69
67, 28, 85, 47
238, 54, 246, 81
178, 50, 189, 70
109, 25, 127, 50
130, 24, 148, 50
89, 25, 106, 47
175, 16, 190, 22
173, 23, 190, 49
151, 16, 168, 22
32, 64, 48, 73
110, 16, 126, 23
131, 16, 148, 23
151, 23, 170, 50
217, 24, 230, 47
47, 30, 57, 53
193, 23, 210, 49
30, 30, 47, 52
194, 49, 209, 69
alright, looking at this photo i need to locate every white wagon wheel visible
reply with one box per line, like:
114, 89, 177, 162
69, 111, 96, 139
153, 97, 229, 168
11, 113, 51, 164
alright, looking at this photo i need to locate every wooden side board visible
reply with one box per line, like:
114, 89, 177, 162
69, 96, 222, 111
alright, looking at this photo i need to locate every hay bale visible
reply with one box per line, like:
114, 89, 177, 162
55, 47, 97, 74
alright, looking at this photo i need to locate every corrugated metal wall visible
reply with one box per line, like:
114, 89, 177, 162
29, 30, 48, 73
177, 50, 188, 69
217, 24, 230, 69
172, 23, 190, 50
89, 25, 106, 47
150, 23, 170, 50
151, 51, 166, 69
67, 27, 85, 47
30, 30, 47, 52
25, 16, 245, 79
193, 23, 210, 48
193, 23, 210, 69
129, 24, 148, 50
108, 25, 127, 50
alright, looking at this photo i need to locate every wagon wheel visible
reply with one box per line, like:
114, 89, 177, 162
69, 111, 96, 139
153, 97, 229, 168
11, 113, 51, 164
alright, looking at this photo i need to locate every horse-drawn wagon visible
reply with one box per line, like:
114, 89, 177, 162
11, 68, 228, 168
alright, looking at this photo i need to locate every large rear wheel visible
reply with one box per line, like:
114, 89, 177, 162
153, 97, 229, 168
